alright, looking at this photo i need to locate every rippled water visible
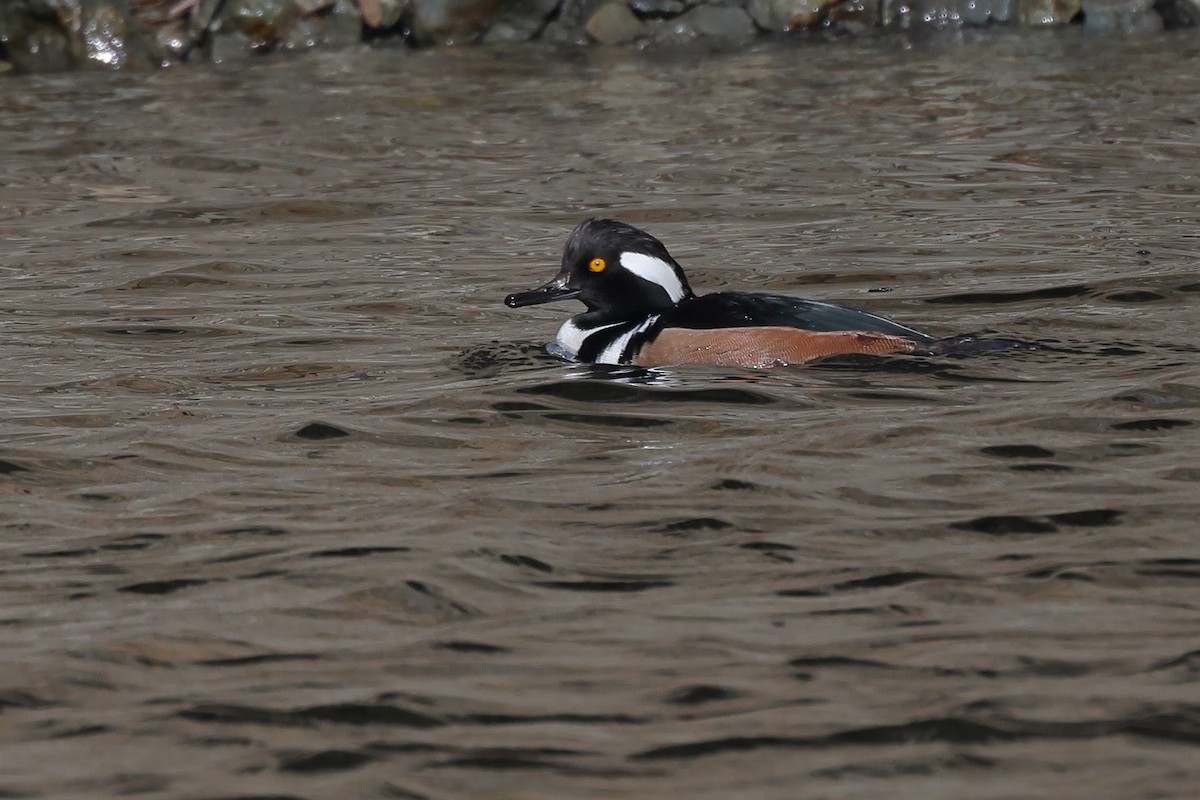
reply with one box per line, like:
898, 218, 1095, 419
2, 32, 1199, 799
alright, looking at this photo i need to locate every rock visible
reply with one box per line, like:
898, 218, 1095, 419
585, 1, 645, 43
374, 0, 404, 28
649, 16, 699, 44
209, 0, 361, 57
285, 0, 362, 50
357, 0, 382, 27
408, 0, 507, 45
209, 26, 256, 61
1015, 0, 1082, 23
879, 0, 1027, 25
481, 0, 561, 42
150, 0, 227, 62
540, 17, 591, 43
747, 0, 839, 30
1153, 0, 1199, 27
0, 14, 75, 72
629, 0, 687, 14
682, 5, 758, 42
0, 0, 155, 72
962, 0, 993, 24
1080, 0, 1161, 29
917, 0, 967, 26
212, 0, 293, 55
649, 4, 757, 46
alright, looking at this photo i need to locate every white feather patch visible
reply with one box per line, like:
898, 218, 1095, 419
596, 315, 660, 365
556, 319, 622, 360
619, 252, 686, 303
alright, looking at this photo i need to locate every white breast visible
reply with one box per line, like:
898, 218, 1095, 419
556, 317, 660, 364
556, 319, 621, 360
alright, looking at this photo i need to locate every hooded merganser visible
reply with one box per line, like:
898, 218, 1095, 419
505, 219, 943, 369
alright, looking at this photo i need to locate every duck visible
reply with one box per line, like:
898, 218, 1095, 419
505, 218, 969, 369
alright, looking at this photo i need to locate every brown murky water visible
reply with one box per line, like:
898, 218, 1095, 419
2, 32, 1199, 799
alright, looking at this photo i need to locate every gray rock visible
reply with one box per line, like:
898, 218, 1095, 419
629, 0, 688, 14
962, 0, 992, 24
585, 1, 646, 43
1016, 0, 1082, 23
284, 0, 361, 50
482, 0, 562, 42
914, 0, 966, 26
649, 16, 700, 44
747, 0, 838, 30
556, 0, 608, 25
408, 0, 507, 45
1080, 0, 1161, 29
0, 0, 154, 71
207, 0, 290, 57
990, 0, 1013, 20
685, 5, 758, 42
152, 19, 192, 61
209, 27, 255, 61
208, 0, 361, 55
1153, 0, 1199, 27
540, 17, 592, 43
649, 4, 758, 46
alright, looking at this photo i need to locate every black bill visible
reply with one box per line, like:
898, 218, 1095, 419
504, 274, 579, 308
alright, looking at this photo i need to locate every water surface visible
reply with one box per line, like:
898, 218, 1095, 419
1, 33, 1198, 799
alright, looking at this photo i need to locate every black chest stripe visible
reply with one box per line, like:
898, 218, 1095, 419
576, 321, 641, 362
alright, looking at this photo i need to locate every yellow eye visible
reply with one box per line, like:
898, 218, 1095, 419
588, 257, 607, 272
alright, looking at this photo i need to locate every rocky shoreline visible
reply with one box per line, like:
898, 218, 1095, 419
1, 0, 1196, 73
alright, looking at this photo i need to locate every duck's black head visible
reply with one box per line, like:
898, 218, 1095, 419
505, 219, 694, 319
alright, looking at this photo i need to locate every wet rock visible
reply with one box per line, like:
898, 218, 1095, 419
1153, 0, 1199, 26
0, 0, 155, 72
482, 0, 561, 42
629, 0, 688, 14
684, 4, 758, 41
1016, 0, 1082, 23
963, 0, 993, 24
408, 0, 507, 45
142, 0, 224, 62
206, 0, 362, 57
878, 0, 1022, 26
648, 15, 697, 44
0, 13, 75, 72
3, 0, 1189, 70
83, 0, 139, 64
152, 18, 193, 61
358, 0, 405, 28
586, 1, 645, 43
1080, 0, 1162, 29
209, 26, 256, 61
747, 0, 840, 30
652, 3, 758, 45
285, 0, 362, 50
211, 0, 293, 55
540, 18, 591, 43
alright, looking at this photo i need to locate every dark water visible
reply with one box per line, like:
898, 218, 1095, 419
2, 32, 1199, 799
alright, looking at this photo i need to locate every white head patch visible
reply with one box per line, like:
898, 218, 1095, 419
619, 252, 686, 304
